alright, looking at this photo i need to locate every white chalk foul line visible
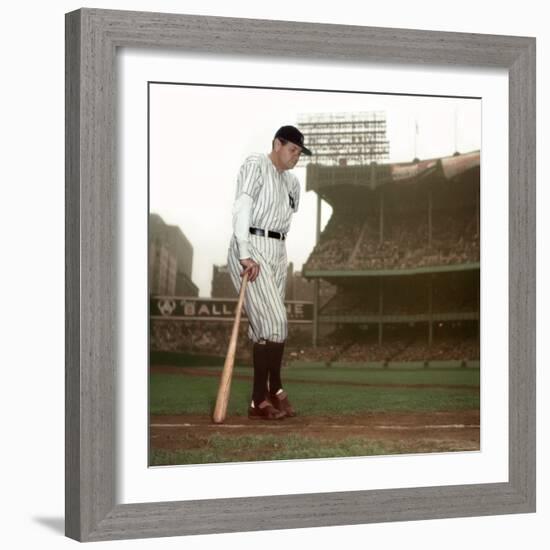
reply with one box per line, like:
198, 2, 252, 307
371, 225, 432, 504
371, 425, 478, 430
150, 423, 479, 430
150, 423, 252, 429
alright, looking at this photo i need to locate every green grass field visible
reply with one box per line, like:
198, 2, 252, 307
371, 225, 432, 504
149, 362, 480, 465
150, 364, 479, 416
151, 434, 416, 465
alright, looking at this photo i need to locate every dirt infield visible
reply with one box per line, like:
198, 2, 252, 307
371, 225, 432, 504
150, 409, 480, 458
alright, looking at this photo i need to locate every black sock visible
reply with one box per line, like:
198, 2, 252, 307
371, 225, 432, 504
252, 341, 269, 407
266, 341, 285, 395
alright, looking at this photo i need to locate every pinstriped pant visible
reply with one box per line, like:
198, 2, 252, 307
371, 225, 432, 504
227, 234, 288, 343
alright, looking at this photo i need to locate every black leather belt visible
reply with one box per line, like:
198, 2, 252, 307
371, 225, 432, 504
249, 227, 286, 240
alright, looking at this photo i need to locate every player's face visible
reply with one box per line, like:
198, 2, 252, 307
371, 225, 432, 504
278, 141, 303, 169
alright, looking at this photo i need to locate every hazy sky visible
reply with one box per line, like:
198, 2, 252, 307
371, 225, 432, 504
149, 84, 481, 297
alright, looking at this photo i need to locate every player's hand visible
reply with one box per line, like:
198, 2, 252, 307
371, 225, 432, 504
239, 258, 260, 283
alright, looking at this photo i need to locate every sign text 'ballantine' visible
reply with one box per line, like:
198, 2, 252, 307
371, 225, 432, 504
150, 296, 313, 323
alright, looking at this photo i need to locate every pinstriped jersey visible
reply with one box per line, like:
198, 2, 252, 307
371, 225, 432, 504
234, 153, 300, 234
228, 153, 298, 343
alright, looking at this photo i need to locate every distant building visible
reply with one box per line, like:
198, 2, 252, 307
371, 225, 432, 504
149, 239, 177, 295
211, 264, 235, 298
288, 269, 314, 302
285, 262, 312, 301
149, 213, 199, 296
176, 272, 199, 297
210, 260, 334, 304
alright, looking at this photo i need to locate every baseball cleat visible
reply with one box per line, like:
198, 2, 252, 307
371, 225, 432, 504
248, 400, 286, 420
270, 390, 296, 417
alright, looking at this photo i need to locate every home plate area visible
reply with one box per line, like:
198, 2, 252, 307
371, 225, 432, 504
149, 410, 480, 465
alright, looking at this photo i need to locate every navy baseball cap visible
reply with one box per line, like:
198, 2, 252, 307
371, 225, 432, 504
274, 125, 312, 156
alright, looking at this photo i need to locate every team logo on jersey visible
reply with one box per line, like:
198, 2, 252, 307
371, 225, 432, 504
288, 193, 295, 210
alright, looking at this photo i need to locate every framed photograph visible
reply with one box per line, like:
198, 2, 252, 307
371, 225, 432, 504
147, 83, 482, 467
65, 8, 535, 542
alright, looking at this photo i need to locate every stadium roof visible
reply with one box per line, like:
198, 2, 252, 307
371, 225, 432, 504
303, 263, 480, 281
305, 150, 480, 195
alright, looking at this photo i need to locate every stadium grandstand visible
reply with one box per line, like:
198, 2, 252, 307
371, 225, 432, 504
301, 134, 480, 365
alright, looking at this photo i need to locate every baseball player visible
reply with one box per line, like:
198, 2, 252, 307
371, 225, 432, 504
227, 126, 312, 420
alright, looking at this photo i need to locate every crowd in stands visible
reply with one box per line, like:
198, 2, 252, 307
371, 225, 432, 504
305, 207, 479, 272
320, 278, 477, 316
286, 329, 479, 364
321, 292, 378, 316
305, 215, 363, 270
150, 320, 251, 359
151, 320, 479, 365
150, 320, 312, 363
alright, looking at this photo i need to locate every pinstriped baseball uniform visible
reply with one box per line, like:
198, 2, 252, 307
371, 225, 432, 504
227, 153, 300, 344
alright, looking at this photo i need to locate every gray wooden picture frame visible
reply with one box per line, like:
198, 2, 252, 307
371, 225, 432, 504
65, 8, 536, 542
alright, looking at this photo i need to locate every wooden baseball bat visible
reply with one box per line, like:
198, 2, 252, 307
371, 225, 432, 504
212, 272, 249, 424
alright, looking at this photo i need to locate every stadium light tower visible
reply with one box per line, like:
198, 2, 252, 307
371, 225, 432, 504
296, 112, 390, 166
